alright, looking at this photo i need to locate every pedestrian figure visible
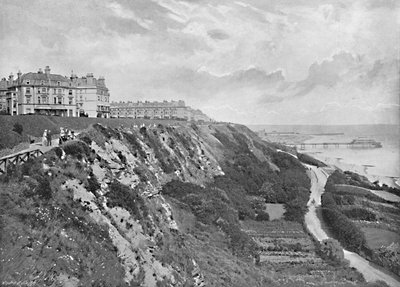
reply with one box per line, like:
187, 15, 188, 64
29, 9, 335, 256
59, 127, 66, 145
42, 130, 48, 146
47, 130, 52, 146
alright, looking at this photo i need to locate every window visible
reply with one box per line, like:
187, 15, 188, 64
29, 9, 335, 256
26, 80, 30, 85
26, 87, 31, 94
58, 97, 62, 105
80, 95, 82, 101
69, 98, 73, 105
54, 97, 57, 104
26, 97, 31, 104
68, 89, 72, 95
38, 97, 41, 104
38, 89, 41, 94
57, 81, 61, 86
42, 88, 46, 93
98, 96, 100, 101
41, 81, 44, 85
58, 89, 62, 94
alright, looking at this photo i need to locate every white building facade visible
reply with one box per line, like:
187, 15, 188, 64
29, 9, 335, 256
1, 66, 110, 118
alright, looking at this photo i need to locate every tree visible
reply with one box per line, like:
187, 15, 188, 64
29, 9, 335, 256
319, 239, 344, 263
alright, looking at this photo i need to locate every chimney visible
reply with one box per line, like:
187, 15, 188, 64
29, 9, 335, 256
86, 73, 94, 85
98, 76, 105, 86
38, 68, 43, 74
8, 73, 14, 82
17, 70, 22, 84
44, 66, 51, 75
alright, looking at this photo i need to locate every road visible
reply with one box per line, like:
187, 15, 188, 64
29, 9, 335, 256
304, 165, 400, 287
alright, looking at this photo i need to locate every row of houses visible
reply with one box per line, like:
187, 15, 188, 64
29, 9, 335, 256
0, 66, 110, 118
110, 100, 211, 122
0, 66, 212, 122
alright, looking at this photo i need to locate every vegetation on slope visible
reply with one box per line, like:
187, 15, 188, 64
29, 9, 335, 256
323, 170, 400, 277
1, 122, 385, 287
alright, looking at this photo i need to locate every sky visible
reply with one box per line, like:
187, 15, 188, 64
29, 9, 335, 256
0, 0, 399, 125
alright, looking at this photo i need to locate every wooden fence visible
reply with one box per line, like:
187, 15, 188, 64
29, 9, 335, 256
0, 149, 43, 174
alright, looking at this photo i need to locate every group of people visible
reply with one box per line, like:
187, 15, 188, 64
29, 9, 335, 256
42, 127, 76, 146
59, 127, 76, 144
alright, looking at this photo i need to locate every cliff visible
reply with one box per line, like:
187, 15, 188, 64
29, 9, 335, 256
0, 122, 377, 286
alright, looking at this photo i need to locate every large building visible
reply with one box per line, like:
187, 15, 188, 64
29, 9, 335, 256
110, 100, 211, 122
0, 66, 110, 117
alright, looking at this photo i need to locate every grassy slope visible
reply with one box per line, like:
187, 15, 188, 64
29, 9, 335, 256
0, 122, 388, 287
0, 115, 194, 149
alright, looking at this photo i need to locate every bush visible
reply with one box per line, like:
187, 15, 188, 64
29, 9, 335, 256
322, 207, 366, 252
62, 140, 91, 160
321, 193, 337, 208
12, 122, 23, 135
86, 172, 101, 193
123, 132, 147, 159
106, 181, 147, 220
255, 210, 269, 221
79, 135, 92, 145
318, 238, 344, 263
297, 153, 326, 167
36, 176, 52, 200
342, 207, 376, 221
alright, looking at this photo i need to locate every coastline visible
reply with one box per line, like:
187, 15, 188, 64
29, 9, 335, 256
303, 150, 400, 189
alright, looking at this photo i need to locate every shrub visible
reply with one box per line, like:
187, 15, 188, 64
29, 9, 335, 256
255, 210, 269, 221
318, 238, 344, 263
342, 207, 376, 221
86, 172, 101, 193
62, 140, 91, 159
123, 132, 147, 159
321, 193, 337, 208
93, 123, 121, 139
12, 122, 23, 135
106, 181, 146, 220
297, 153, 327, 167
53, 147, 63, 158
322, 207, 366, 252
36, 176, 52, 200
117, 151, 127, 164
79, 135, 92, 145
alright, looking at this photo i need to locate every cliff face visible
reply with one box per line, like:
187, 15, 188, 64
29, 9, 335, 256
0, 123, 367, 287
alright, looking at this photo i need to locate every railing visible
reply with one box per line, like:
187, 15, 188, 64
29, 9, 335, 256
0, 149, 44, 174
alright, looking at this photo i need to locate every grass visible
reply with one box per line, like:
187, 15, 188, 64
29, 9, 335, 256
265, 203, 286, 220
0, 114, 196, 150
362, 227, 400, 249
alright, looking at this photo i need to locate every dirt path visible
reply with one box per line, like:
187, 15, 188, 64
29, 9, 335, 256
304, 165, 400, 287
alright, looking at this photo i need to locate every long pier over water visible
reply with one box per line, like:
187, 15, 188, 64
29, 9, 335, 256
288, 139, 382, 150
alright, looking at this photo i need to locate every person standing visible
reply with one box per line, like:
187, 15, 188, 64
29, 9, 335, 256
47, 129, 52, 146
42, 130, 48, 146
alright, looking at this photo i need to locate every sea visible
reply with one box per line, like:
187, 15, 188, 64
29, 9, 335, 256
247, 125, 400, 188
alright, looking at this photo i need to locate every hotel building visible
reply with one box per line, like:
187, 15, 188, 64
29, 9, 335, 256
0, 66, 110, 118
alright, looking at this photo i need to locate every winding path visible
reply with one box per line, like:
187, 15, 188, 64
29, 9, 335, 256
304, 165, 400, 287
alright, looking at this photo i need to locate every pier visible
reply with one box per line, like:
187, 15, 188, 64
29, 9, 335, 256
288, 139, 382, 150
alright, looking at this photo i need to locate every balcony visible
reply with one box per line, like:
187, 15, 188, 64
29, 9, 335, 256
34, 103, 69, 110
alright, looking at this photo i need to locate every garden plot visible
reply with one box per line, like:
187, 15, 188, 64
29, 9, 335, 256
241, 220, 319, 265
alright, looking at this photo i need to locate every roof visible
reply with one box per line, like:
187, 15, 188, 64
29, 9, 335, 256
0, 80, 8, 90
20, 72, 70, 83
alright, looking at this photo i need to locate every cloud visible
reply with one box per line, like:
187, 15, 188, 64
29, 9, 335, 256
0, 0, 398, 125
207, 29, 230, 40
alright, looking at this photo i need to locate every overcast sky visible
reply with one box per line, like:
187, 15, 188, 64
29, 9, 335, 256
0, 0, 399, 124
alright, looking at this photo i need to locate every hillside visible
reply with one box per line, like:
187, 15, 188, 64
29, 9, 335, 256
0, 121, 388, 286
